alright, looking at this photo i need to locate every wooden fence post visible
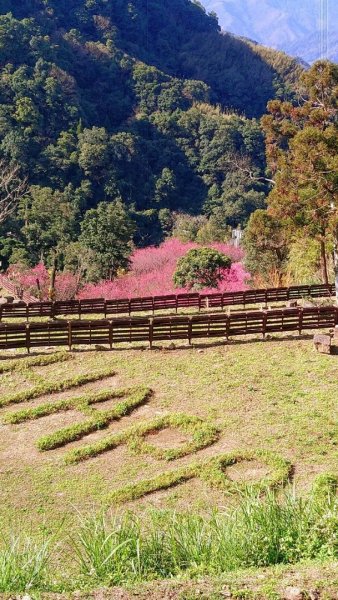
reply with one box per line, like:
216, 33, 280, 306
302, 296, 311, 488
225, 314, 230, 341
68, 321, 72, 351
108, 320, 113, 349
298, 308, 304, 335
262, 311, 268, 339
149, 317, 154, 349
26, 323, 31, 353
26, 304, 29, 323
0, 304, 2, 323
188, 316, 193, 345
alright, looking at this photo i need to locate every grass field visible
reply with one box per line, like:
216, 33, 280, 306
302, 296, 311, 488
0, 334, 337, 597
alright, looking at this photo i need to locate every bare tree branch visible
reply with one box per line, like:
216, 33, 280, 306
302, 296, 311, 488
0, 161, 27, 224
231, 154, 276, 186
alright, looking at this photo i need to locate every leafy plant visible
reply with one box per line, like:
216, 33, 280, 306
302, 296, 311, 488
173, 248, 232, 291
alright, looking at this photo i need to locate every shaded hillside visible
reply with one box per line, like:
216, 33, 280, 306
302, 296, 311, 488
0, 0, 303, 264
1, 0, 302, 117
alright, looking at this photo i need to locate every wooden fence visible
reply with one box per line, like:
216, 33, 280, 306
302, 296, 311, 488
0, 306, 337, 352
0, 274, 38, 303
0, 283, 335, 322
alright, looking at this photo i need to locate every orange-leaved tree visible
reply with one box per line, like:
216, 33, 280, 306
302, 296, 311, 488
261, 61, 338, 298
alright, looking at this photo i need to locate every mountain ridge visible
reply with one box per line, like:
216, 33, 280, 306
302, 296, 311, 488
202, 0, 338, 63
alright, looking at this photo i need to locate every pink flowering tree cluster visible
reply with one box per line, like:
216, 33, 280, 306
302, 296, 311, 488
79, 239, 250, 299
6, 263, 79, 301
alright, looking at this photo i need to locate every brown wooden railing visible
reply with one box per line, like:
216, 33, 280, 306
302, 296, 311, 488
0, 283, 335, 322
0, 274, 38, 303
0, 306, 337, 352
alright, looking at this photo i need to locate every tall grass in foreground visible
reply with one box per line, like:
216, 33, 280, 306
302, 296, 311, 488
0, 534, 50, 592
1, 484, 336, 592
73, 487, 337, 586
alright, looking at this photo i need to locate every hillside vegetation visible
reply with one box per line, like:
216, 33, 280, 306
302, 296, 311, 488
0, 0, 303, 264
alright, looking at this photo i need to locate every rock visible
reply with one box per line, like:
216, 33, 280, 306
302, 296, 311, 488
283, 587, 304, 600
197, 349, 204, 353
313, 333, 332, 354
4, 296, 14, 303
302, 301, 314, 308
287, 300, 298, 308
168, 342, 176, 350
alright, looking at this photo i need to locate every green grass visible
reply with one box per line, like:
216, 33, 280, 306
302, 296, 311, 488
0, 336, 337, 594
0, 532, 50, 592
0, 482, 335, 593
0, 365, 116, 407
3, 387, 127, 424
66, 413, 220, 464
37, 386, 152, 451
73, 484, 337, 586
0, 351, 70, 375
106, 450, 291, 505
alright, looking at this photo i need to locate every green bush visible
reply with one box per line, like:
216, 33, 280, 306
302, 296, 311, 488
173, 248, 232, 290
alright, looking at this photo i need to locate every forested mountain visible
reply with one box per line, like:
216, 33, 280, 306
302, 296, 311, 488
202, 0, 338, 63
0, 0, 303, 269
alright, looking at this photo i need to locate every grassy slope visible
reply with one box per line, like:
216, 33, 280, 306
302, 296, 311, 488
71, 562, 338, 599
0, 336, 337, 594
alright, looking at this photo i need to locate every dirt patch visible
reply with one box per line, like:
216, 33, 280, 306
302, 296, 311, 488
145, 427, 190, 450
225, 459, 270, 483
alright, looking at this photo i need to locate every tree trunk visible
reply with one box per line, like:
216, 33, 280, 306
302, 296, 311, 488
36, 278, 42, 301
320, 239, 329, 285
333, 229, 338, 304
49, 255, 57, 302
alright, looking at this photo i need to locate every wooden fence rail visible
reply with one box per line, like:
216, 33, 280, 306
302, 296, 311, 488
0, 283, 335, 322
0, 306, 337, 352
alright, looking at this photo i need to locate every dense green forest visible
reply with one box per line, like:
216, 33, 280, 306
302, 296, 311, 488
0, 0, 303, 269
